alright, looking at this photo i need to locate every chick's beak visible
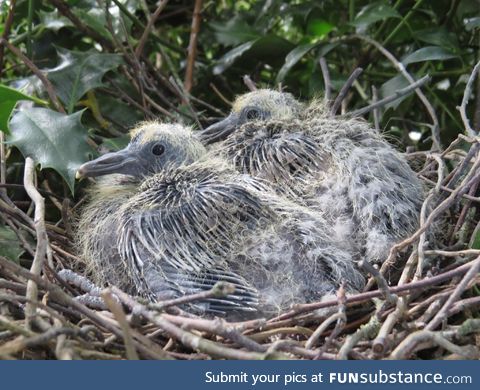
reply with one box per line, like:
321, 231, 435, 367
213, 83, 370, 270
76, 149, 139, 179
198, 114, 239, 145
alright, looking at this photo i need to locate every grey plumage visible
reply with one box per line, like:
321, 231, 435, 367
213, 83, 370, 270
76, 122, 364, 317
199, 89, 424, 263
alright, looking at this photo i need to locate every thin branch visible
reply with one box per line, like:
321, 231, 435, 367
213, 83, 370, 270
101, 289, 139, 360
111, 287, 286, 360
359, 260, 397, 305
184, 0, 203, 92
371, 85, 380, 131
458, 60, 480, 136
270, 259, 476, 322
135, 0, 169, 58
319, 57, 332, 103
0, 39, 65, 113
348, 75, 431, 118
243, 75, 257, 91
23, 157, 48, 329
355, 35, 441, 150
148, 281, 235, 311
390, 329, 479, 359
49, 0, 113, 51
0, 0, 17, 77
426, 255, 480, 330
329, 67, 363, 116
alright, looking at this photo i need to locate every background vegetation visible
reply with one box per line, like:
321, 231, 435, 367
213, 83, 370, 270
0, 0, 479, 360
1, 0, 479, 201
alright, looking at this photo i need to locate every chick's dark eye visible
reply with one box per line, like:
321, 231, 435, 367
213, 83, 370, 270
151, 143, 165, 156
244, 107, 264, 121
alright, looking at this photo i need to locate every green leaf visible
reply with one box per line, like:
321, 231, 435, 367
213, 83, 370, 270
210, 18, 260, 46
213, 41, 256, 75
0, 225, 24, 263
471, 231, 480, 249
214, 36, 293, 75
7, 108, 94, 193
101, 135, 130, 152
277, 43, 319, 83
413, 27, 459, 51
70, 0, 138, 40
276, 42, 339, 83
38, 9, 74, 31
96, 94, 143, 129
47, 48, 123, 114
380, 75, 410, 110
307, 19, 334, 37
465, 17, 480, 31
402, 46, 458, 65
0, 84, 47, 134
352, 2, 400, 28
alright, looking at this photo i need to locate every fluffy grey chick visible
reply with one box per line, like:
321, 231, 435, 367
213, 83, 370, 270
199, 89, 424, 263
76, 122, 364, 318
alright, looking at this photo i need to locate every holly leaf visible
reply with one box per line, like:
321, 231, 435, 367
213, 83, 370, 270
0, 225, 24, 263
8, 108, 93, 193
47, 48, 122, 113
38, 9, 74, 31
0, 84, 46, 134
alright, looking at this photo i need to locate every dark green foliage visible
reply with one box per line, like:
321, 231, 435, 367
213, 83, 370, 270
0, 0, 478, 191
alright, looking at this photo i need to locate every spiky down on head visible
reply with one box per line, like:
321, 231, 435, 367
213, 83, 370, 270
199, 89, 305, 144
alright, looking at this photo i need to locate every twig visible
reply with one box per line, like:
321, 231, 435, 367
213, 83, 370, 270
458, 60, 480, 136
314, 285, 347, 358
0, 39, 65, 113
0, 256, 172, 360
101, 289, 139, 360
270, 259, 476, 322
319, 57, 331, 103
184, 0, 203, 92
372, 299, 406, 356
0, 0, 17, 77
371, 86, 380, 131
348, 75, 431, 118
0, 132, 6, 196
389, 329, 479, 359
337, 315, 380, 360
209, 83, 233, 106
383, 153, 480, 268
415, 191, 434, 279
49, 0, 113, 51
243, 75, 257, 91
112, 287, 288, 360
23, 157, 48, 330
359, 260, 397, 304
304, 312, 344, 349
355, 35, 441, 151
426, 255, 480, 330
162, 314, 267, 352
135, 0, 169, 58
329, 67, 363, 116
148, 281, 235, 311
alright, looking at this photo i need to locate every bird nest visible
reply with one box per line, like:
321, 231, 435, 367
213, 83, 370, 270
1, 66, 480, 360
0, 130, 479, 360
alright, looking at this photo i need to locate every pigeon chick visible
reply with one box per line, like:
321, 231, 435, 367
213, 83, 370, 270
76, 122, 364, 317
199, 89, 424, 263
